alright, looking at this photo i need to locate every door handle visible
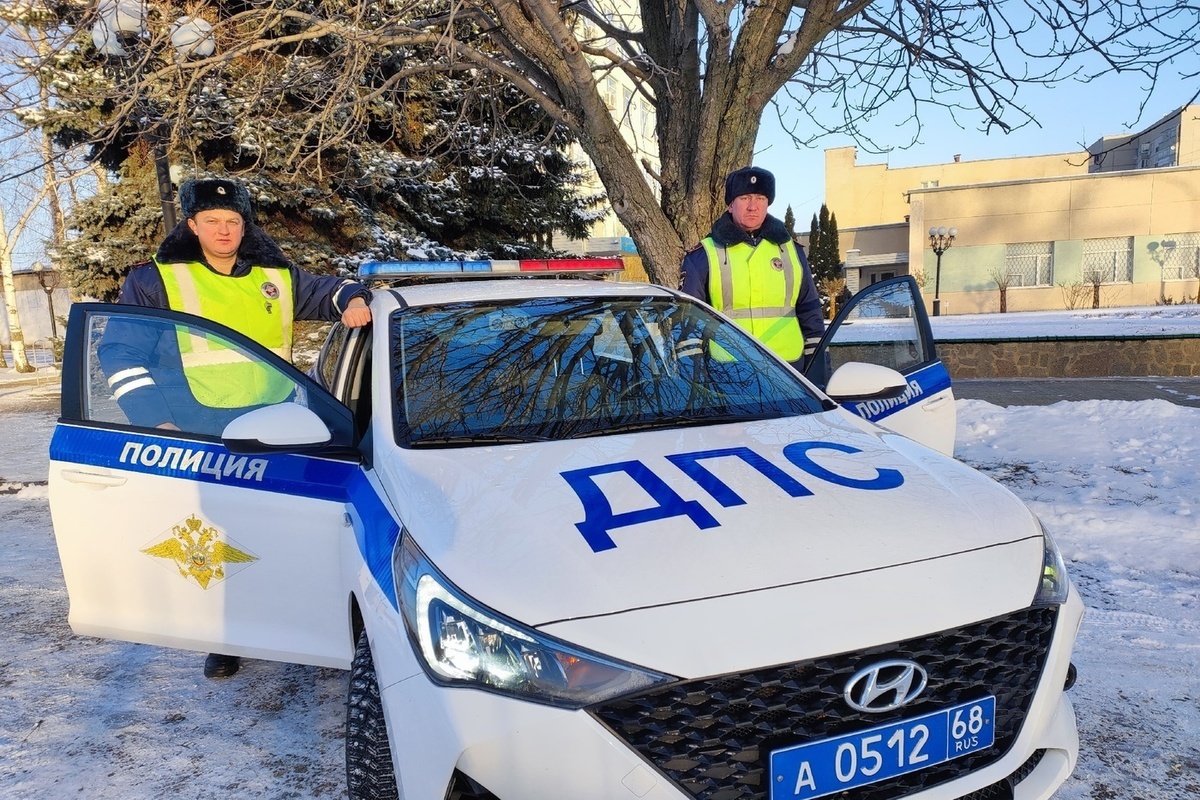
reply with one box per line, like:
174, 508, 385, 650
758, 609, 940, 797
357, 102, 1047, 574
921, 395, 950, 411
60, 469, 128, 488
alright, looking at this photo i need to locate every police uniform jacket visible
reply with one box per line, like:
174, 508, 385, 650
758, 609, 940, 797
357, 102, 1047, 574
680, 211, 825, 368
100, 220, 371, 429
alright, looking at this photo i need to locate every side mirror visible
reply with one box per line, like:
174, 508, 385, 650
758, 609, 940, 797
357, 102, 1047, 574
824, 362, 910, 403
222, 403, 333, 453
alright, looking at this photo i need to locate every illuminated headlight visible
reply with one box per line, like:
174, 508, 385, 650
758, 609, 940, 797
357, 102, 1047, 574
1033, 517, 1070, 606
394, 532, 675, 708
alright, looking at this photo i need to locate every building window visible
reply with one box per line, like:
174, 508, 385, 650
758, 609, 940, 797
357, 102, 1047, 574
1005, 242, 1054, 287
1160, 233, 1200, 281
1082, 237, 1134, 283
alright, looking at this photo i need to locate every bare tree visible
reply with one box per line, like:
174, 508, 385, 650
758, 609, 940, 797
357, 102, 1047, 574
818, 275, 846, 319
11, 0, 1199, 286
988, 266, 1013, 313
1058, 281, 1088, 311
0, 199, 44, 373
1084, 268, 1106, 309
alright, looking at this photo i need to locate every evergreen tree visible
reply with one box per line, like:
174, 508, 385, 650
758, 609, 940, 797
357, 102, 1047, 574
809, 204, 842, 284
808, 204, 843, 317
27, 1, 599, 297
783, 205, 796, 239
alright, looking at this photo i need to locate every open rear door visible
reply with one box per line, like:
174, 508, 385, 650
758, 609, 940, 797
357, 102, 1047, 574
806, 276, 956, 455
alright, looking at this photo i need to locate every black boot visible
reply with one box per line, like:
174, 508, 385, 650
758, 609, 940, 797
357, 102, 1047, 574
204, 653, 241, 678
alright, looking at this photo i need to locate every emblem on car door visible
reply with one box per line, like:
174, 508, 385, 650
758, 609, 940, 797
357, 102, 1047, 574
844, 659, 928, 713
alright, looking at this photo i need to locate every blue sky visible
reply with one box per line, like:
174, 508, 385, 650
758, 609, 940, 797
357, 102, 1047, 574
753, 71, 1198, 225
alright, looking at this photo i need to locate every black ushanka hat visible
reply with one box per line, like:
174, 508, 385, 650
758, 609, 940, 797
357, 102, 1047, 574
178, 178, 255, 223
724, 166, 776, 205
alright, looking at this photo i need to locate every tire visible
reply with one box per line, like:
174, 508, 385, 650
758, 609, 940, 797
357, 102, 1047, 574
346, 628, 400, 800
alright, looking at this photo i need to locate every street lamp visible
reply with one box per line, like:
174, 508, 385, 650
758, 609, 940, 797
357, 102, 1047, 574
928, 225, 957, 317
92, 2, 215, 234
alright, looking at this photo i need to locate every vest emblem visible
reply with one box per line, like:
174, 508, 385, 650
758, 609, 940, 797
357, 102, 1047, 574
261, 282, 280, 300
771, 257, 784, 271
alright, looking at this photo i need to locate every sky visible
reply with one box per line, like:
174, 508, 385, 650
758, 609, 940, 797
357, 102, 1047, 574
753, 66, 1198, 223
1, 306, 1198, 798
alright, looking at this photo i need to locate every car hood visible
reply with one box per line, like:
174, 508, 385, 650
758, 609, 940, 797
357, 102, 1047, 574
376, 412, 1040, 630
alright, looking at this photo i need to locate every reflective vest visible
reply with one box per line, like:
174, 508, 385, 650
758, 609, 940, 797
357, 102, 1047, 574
155, 259, 295, 408
703, 237, 805, 362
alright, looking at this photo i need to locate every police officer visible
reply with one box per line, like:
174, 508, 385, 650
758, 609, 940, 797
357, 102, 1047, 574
104, 177, 373, 678
680, 166, 825, 373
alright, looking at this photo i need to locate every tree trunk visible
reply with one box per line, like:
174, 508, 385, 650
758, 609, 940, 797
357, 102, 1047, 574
0, 267, 34, 373
0, 208, 35, 373
1000, 288, 1007, 313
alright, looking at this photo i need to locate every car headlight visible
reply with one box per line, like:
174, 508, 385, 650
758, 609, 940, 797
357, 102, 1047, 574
1033, 516, 1070, 606
394, 532, 675, 708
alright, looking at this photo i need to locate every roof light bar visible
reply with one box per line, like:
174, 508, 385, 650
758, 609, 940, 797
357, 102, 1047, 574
358, 258, 625, 280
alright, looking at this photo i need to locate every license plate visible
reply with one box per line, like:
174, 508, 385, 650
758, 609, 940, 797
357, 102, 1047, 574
769, 696, 996, 800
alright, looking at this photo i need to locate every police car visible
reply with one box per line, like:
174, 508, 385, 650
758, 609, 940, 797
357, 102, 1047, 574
49, 259, 1081, 800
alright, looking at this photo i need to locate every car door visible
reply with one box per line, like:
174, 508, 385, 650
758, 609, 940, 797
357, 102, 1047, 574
48, 303, 362, 669
806, 276, 957, 455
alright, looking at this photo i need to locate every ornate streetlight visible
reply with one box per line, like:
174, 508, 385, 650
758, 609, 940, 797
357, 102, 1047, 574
928, 226, 957, 316
92, 2, 215, 234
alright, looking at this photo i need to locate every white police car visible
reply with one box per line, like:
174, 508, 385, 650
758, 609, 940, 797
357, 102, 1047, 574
49, 261, 1081, 800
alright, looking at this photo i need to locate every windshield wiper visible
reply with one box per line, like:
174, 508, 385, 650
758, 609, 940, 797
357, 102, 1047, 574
592, 412, 778, 436
408, 431, 556, 447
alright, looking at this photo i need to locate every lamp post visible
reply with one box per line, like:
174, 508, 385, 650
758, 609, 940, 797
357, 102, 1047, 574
928, 225, 957, 317
92, 2, 215, 234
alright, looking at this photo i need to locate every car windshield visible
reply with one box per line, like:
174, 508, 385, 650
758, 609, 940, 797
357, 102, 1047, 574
390, 294, 826, 446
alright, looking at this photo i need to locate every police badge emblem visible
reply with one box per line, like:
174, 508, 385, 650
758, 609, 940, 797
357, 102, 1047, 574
771, 257, 784, 271
261, 282, 280, 300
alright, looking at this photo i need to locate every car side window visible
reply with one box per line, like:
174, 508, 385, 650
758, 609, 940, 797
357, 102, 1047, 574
315, 322, 351, 391
824, 280, 929, 374
86, 309, 310, 438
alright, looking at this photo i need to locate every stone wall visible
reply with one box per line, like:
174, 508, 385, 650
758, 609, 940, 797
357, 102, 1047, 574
938, 337, 1200, 378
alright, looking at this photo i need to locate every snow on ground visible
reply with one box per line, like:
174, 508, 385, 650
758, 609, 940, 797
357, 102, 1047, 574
928, 304, 1200, 339
1, 305, 1198, 799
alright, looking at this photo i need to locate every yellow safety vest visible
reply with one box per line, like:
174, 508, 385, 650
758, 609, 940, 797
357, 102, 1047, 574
704, 237, 805, 362
155, 259, 295, 408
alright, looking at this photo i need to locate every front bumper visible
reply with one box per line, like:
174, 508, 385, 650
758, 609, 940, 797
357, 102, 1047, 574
380, 590, 1083, 800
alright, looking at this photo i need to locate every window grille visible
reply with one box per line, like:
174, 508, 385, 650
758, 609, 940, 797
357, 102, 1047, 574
1160, 233, 1200, 281
1004, 242, 1054, 286
1082, 237, 1133, 283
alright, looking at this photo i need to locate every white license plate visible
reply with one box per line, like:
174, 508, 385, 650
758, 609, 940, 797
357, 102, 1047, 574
769, 695, 996, 800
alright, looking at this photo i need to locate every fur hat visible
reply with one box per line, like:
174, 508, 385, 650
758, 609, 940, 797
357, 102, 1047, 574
724, 166, 776, 205
178, 178, 255, 223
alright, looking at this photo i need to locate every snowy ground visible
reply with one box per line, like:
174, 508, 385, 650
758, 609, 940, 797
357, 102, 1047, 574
2, 304, 1199, 799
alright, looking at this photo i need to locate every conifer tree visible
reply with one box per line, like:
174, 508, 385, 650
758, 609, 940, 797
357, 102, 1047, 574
808, 204, 844, 317
18, 2, 598, 298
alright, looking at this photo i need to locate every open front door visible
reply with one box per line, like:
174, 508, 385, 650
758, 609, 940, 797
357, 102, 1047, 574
807, 277, 957, 455
48, 303, 361, 669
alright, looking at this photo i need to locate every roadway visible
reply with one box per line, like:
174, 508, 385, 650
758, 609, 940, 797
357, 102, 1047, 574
954, 377, 1200, 408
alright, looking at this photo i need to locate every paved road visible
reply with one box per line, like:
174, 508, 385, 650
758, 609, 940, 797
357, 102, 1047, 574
955, 377, 1200, 408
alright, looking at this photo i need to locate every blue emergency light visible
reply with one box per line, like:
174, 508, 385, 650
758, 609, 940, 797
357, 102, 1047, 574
358, 258, 625, 280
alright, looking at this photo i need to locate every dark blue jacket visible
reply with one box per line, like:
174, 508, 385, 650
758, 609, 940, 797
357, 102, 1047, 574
100, 221, 370, 431
680, 212, 826, 369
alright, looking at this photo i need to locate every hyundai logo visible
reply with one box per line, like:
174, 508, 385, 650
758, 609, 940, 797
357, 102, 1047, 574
844, 660, 928, 713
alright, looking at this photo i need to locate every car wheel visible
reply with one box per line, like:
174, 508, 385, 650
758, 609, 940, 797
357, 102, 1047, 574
346, 628, 399, 800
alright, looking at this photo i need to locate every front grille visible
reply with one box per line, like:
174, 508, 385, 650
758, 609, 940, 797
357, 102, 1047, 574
590, 607, 1058, 800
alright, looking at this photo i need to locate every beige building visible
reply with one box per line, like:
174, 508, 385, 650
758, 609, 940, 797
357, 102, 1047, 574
825, 104, 1200, 313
